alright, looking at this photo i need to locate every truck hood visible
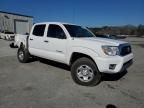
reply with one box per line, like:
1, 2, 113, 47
74, 37, 128, 46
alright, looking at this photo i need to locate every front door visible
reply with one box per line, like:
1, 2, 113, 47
43, 24, 67, 63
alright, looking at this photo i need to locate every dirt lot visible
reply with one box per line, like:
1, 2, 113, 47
0, 37, 144, 108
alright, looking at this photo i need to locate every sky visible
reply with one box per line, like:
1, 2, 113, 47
0, 0, 144, 27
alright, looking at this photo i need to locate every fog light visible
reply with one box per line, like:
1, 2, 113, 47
109, 64, 116, 70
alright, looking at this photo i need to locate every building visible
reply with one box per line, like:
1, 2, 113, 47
0, 11, 33, 34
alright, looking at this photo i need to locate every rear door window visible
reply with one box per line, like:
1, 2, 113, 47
32, 24, 46, 37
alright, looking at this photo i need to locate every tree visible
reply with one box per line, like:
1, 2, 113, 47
137, 25, 144, 37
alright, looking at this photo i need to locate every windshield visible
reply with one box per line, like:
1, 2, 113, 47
64, 24, 95, 38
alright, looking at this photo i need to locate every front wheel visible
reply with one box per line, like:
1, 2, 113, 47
17, 48, 30, 63
71, 57, 101, 86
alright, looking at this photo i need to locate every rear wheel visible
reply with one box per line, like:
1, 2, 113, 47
17, 48, 30, 63
71, 57, 101, 86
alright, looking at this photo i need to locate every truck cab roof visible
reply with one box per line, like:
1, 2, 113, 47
34, 22, 77, 26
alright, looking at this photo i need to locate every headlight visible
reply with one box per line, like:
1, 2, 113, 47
102, 46, 119, 56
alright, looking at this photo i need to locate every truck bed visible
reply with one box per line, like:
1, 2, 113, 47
14, 34, 28, 47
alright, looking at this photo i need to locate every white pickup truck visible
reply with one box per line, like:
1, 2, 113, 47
16, 22, 133, 86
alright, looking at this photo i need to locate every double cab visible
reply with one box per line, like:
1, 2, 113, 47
16, 22, 133, 86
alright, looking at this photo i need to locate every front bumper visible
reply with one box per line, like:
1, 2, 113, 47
94, 53, 133, 73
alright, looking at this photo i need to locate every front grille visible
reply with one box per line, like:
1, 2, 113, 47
119, 44, 132, 56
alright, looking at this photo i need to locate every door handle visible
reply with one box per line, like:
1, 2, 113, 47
44, 40, 49, 43
30, 38, 33, 40
56, 50, 63, 53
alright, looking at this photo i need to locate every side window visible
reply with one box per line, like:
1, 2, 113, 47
47, 24, 66, 39
32, 24, 46, 36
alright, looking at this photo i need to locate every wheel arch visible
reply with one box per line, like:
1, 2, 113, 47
69, 52, 97, 67
68, 47, 99, 66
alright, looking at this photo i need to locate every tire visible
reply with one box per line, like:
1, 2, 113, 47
17, 48, 30, 63
71, 57, 101, 86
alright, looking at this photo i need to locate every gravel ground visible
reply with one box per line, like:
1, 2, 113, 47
0, 37, 144, 108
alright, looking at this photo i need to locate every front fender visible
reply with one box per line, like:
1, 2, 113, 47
67, 46, 99, 65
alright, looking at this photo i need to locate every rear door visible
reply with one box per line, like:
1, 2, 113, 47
29, 24, 47, 57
